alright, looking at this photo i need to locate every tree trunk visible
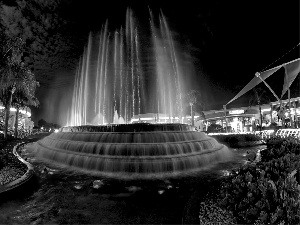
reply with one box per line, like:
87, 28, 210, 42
14, 107, 19, 139
4, 87, 16, 140
4, 102, 11, 140
259, 105, 262, 131
190, 104, 194, 126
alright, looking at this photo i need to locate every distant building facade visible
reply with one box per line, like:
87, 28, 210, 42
0, 102, 33, 133
197, 97, 300, 132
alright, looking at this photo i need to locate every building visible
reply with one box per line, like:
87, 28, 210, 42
197, 97, 300, 132
0, 103, 34, 133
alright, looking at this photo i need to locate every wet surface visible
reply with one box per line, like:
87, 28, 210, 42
0, 142, 266, 224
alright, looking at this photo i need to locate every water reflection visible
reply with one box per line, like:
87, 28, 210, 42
0, 144, 265, 224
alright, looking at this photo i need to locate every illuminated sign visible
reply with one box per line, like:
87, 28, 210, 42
229, 109, 244, 115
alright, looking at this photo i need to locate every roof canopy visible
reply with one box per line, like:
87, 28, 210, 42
226, 58, 300, 106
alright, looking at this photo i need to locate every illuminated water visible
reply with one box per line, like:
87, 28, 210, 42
31, 124, 233, 180
0, 141, 264, 224
67, 9, 187, 125
43, 9, 232, 181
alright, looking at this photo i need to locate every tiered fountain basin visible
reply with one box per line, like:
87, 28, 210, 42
31, 123, 233, 179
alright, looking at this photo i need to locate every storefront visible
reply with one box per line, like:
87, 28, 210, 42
198, 96, 300, 133
196, 108, 257, 132
0, 103, 33, 132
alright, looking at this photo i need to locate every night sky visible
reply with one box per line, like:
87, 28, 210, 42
1, 0, 299, 126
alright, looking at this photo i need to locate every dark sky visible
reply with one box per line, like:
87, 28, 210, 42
2, 0, 299, 126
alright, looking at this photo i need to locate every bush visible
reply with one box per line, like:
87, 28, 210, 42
219, 159, 300, 224
211, 134, 262, 147
207, 124, 224, 133
199, 199, 237, 224
262, 136, 300, 162
0, 154, 8, 170
263, 154, 300, 181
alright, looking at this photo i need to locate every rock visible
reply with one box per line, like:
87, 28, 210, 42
126, 186, 142, 193
92, 180, 104, 189
74, 184, 83, 190
158, 190, 165, 195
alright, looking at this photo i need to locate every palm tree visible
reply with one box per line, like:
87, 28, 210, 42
249, 87, 270, 131
0, 37, 39, 139
185, 90, 205, 126
12, 73, 39, 138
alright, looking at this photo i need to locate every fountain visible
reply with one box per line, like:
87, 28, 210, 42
66, 8, 186, 125
32, 8, 233, 179
32, 123, 233, 179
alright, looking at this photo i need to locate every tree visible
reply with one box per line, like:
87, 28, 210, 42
11, 67, 39, 138
0, 21, 39, 138
37, 119, 47, 128
185, 90, 205, 126
0, 0, 86, 84
0, 34, 26, 139
249, 87, 270, 131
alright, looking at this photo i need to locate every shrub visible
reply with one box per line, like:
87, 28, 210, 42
199, 199, 237, 224
207, 124, 224, 133
219, 151, 300, 224
263, 154, 300, 181
262, 136, 300, 162
211, 134, 262, 147
0, 154, 8, 170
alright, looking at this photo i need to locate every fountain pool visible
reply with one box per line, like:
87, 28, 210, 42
31, 123, 233, 179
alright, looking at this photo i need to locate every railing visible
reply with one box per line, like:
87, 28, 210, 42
206, 128, 300, 139
274, 129, 300, 138
254, 130, 275, 139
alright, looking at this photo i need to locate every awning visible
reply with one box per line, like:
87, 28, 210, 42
226, 58, 300, 106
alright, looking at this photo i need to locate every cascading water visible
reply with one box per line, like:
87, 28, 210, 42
32, 124, 233, 179
33, 8, 233, 179
67, 9, 185, 125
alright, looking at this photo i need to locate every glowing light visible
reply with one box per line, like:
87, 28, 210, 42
158, 190, 164, 195
229, 110, 244, 114
54, 129, 59, 133
261, 108, 271, 112
140, 118, 154, 121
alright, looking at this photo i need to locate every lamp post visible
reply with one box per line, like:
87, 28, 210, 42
223, 105, 228, 133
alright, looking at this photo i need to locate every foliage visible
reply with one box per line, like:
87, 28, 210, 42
207, 124, 223, 133
249, 87, 272, 130
262, 154, 300, 182
211, 133, 262, 147
184, 90, 205, 126
261, 136, 300, 162
184, 90, 205, 112
0, 33, 25, 139
0, 0, 86, 81
199, 199, 237, 224
11, 66, 39, 138
0, 154, 8, 170
249, 87, 271, 106
219, 137, 300, 224
0, 32, 39, 139
37, 119, 60, 129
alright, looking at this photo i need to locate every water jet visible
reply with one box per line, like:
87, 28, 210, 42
32, 9, 233, 180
